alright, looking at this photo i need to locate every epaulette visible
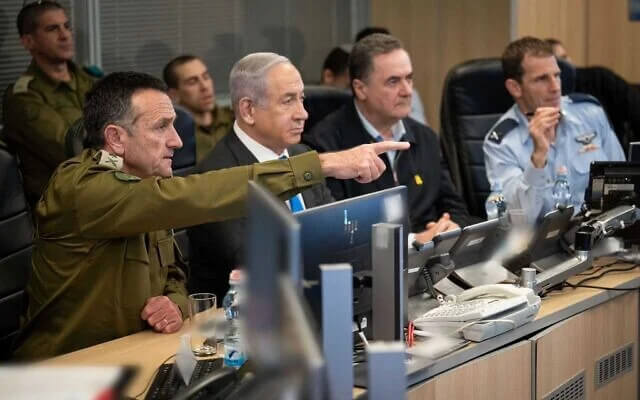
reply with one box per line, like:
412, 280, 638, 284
568, 93, 601, 106
487, 118, 518, 144
83, 65, 104, 78
12, 75, 34, 94
96, 149, 123, 170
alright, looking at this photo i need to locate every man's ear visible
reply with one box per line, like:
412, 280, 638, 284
352, 78, 367, 101
322, 69, 334, 85
20, 35, 34, 51
103, 124, 127, 156
167, 88, 180, 104
505, 78, 522, 99
236, 98, 255, 125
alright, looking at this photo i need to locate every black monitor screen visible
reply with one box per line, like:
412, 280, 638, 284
295, 186, 408, 280
295, 186, 408, 318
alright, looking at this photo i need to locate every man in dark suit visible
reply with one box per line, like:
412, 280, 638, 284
187, 52, 334, 300
305, 33, 471, 245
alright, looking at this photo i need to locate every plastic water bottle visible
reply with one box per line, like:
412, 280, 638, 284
223, 270, 246, 368
552, 166, 571, 209
485, 183, 506, 220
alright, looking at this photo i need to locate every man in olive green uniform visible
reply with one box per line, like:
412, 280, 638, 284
164, 55, 234, 162
2, 1, 94, 207
12, 69, 408, 360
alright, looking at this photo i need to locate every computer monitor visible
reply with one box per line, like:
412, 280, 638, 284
244, 182, 324, 399
448, 218, 518, 287
586, 161, 640, 213
628, 141, 640, 162
294, 186, 409, 318
504, 206, 574, 273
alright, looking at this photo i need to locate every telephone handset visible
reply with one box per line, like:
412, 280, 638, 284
414, 284, 542, 342
446, 284, 537, 304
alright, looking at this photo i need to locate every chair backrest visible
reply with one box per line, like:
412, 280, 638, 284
439, 57, 575, 217
302, 85, 351, 137
172, 105, 197, 177
0, 142, 34, 359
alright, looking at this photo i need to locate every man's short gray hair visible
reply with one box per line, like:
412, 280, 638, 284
229, 52, 291, 110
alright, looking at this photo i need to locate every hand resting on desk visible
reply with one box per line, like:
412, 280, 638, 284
140, 296, 183, 333
414, 213, 460, 244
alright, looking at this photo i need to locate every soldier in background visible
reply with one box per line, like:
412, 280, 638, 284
163, 55, 234, 162
2, 1, 95, 207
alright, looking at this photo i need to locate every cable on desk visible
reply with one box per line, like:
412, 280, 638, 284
564, 282, 640, 291
575, 260, 618, 276
132, 353, 177, 399
572, 264, 639, 286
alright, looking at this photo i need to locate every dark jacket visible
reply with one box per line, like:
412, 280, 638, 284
187, 131, 334, 300
304, 102, 471, 233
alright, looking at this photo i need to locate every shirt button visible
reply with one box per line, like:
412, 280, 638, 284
303, 171, 313, 181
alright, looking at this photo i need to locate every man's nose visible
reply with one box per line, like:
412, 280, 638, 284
295, 100, 309, 121
400, 79, 412, 96
169, 126, 183, 149
60, 26, 72, 40
550, 76, 561, 92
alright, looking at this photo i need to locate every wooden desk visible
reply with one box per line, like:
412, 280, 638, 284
48, 264, 640, 399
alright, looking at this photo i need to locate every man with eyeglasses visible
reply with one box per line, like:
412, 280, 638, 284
2, 1, 95, 207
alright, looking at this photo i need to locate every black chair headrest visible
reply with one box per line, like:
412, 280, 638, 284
444, 57, 576, 116
303, 85, 352, 133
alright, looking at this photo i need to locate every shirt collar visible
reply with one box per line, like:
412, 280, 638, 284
233, 121, 288, 162
354, 101, 406, 142
27, 60, 78, 91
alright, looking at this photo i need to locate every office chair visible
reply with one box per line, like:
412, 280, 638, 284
0, 142, 34, 359
439, 57, 575, 218
301, 85, 351, 143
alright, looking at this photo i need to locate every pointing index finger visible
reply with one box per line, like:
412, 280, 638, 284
371, 141, 410, 154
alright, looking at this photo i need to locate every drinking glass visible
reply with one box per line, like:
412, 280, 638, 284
188, 293, 217, 357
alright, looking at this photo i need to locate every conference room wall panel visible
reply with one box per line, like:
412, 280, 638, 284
371, 0, 511, 131
515, 0, 587, 66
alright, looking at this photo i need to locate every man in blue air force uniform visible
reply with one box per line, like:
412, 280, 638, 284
483, 37, 624, 222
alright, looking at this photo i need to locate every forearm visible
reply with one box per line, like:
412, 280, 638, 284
74, 152, 323, 238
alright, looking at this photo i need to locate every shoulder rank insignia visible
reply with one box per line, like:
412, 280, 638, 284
96, 149, 123, 170
488, 118, 518, 144
114, 171, 141, 182
13, 75, 34, 94
568, 93, 601, 107
575, 132, 596, 145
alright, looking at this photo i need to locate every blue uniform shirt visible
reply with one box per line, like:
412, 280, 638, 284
483, 95, 625, 222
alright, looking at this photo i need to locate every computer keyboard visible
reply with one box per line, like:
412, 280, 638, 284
145, 358, 234, 400
416, 296, 527, 323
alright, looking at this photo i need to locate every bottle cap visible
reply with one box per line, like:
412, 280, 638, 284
229, 269, 245, 284
556, 165, 568, 176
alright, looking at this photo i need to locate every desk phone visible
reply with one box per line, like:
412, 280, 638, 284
413, 284, 541, 342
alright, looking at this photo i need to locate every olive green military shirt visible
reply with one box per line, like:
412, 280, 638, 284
2, 60, 94, 206
195, 105, 234, 162
13, 147, 324, 360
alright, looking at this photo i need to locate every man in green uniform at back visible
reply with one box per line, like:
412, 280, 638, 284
12, 70, 408, 360
164, 55, 234, 162
2, 1, 95, 207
